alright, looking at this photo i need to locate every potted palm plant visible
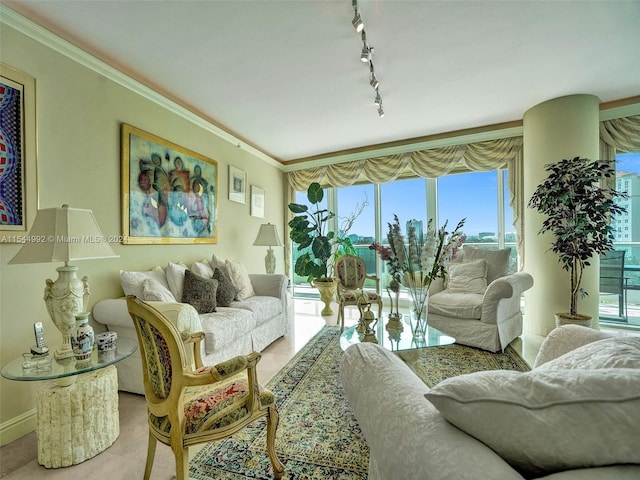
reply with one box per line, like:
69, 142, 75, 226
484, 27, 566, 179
528, 156, 627, 327
288, 182, 355, 315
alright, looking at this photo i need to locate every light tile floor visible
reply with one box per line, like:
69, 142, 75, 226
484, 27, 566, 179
1, 299, 637, 479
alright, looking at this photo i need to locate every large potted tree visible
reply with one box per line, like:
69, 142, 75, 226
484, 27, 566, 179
288, 182, 355, 315
528, 156, 627, 327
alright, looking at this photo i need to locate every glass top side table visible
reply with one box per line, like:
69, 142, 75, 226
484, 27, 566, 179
1, 337, 137, 468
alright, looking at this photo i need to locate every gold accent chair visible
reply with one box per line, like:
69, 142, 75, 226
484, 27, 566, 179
335, 254, 382, 332
126, 296, 284, 480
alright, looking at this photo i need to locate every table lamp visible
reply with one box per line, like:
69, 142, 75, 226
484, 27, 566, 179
252, 223, 282, 274
9, 205, 119, 359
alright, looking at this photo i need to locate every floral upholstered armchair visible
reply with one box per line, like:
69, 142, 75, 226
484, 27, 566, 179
126, 296, 284, 480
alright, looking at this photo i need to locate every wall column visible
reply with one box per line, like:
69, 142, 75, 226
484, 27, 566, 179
523, 94, 600, 336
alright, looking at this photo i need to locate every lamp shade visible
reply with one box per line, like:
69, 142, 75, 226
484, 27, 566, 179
9, 204, 119, 264
253, 223, 282, 247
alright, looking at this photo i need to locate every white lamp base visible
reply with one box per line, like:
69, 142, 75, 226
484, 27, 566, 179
264, 247, 276, 274
44, 265, 89, 360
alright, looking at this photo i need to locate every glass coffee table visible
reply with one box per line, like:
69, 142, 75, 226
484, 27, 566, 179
339, 314, 455, 357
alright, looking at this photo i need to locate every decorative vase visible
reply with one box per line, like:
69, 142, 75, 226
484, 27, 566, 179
313, 278, 337, 316
409, 296, 428, 340
72, 312, 94, 361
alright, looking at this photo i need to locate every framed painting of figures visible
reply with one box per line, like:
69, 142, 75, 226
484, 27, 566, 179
121, 123, 218, 244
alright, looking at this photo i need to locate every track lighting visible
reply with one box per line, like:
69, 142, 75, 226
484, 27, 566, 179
352, 0, 386, 117
352, 12, 364, 32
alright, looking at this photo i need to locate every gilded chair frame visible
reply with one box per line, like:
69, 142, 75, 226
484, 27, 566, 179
126, 296, 284, 480
335, 254, 383, 331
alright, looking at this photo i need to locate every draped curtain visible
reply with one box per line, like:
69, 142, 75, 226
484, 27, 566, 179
284, 114, 640, 276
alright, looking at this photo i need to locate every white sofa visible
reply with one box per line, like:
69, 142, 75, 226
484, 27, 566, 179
428, 246, 534, 352
93, 261, 288, 394
340, 325, 640, 479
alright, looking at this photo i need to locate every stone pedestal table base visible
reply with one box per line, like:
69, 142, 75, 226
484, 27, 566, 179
35, 365, 119, 468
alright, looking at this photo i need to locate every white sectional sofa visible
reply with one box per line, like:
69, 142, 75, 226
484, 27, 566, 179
340, 325, 640, 479
92, 257, 288, 394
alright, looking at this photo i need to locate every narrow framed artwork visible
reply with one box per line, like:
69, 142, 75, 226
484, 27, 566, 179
250, 185, 265, 218
121, 123, 218, 244
228, 165, 246, 204
0, 64, 38, 239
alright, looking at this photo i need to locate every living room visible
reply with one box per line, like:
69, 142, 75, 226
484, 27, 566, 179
1, 2, 640, 479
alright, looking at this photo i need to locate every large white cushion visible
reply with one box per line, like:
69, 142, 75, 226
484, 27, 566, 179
462, 246, 510, 284
190, 259, 214, 278
429, 291, 483, 319
446, 259, 487, 294
166, 261, 187, 301
120, 266, 169, 298
536, 336, 640, 371
425, 366, 640, 477
141, 278, 176, 302
225, 259, 255, 301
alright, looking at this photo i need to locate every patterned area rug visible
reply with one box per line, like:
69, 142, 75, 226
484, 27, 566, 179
401, 343, 531, 387
190, 326, 531, 479
190, 326, 369, 480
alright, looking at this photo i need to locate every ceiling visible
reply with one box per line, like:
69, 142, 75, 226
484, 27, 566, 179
3, 1, 640, 164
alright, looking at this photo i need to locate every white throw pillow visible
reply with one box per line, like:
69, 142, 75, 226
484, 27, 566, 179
120, 266, 169, 298
210, 253, 229, 277
166, 262, 188, 302
462, 246, 510, 284
446, 259, 487, 295
536, 336, 640, 371
191, 259, 214, 278
225, 259, 255, 300
141, 278, 176, 302
424, 368, 640, 477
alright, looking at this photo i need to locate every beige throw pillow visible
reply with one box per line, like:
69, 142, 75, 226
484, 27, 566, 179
225, 259, 255, 300
446, 259, 487, 295
462, 246, 510, 284
120, 266, 169, 298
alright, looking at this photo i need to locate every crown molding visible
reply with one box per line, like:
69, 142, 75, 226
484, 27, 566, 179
0, 5, 282, 169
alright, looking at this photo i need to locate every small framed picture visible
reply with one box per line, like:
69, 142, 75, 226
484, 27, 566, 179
251, 186, 265, 218
228, 165, 246, 204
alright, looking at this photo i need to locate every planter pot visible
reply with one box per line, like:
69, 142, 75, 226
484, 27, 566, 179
313, 278, 337, 316
554, 313, 592, 328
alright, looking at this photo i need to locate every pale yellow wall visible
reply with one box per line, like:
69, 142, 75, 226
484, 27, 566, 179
0, 24, 285, 443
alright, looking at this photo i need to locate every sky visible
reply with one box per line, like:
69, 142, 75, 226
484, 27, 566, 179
333, 152, 640, 240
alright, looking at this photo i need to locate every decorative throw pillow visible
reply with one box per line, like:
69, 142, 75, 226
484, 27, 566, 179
141, 278, 177, 302
166, 262, 188, 302
190, 259, 214, 279
212, 267, 237, 307
225, 259, 255, 300
536, 336, 640, 371
181, 270, 218, 314
424, 368, 640, 477
120, 266, 169, 298
462, 246, 510, 284
446, 259, 487, 295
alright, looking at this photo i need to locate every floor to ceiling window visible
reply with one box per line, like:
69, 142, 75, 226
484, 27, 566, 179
600, 151, 640, 328
291, 169, 515, 294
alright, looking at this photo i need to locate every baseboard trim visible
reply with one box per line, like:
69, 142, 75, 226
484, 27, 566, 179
0, 409, 36, 446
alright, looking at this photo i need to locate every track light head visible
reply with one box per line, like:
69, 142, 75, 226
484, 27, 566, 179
374, 92, 382, 106
377, 105, 385, 118
370, 74, 379, 90
360, 45, 371, 62
352, 12, 364, 33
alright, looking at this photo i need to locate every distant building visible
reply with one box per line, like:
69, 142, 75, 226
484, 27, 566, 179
613, 171, 640, 263
406, 219, 423, 240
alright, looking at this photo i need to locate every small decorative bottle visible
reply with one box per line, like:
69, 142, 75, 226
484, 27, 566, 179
73, 312, 94, 361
